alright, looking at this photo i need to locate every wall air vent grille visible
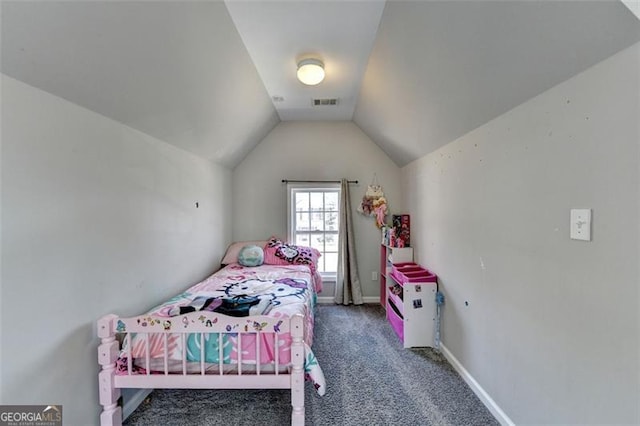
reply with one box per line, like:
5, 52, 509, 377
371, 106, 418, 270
312, 98, 339, 106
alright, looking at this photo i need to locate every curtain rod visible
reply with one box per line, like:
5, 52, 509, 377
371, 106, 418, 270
282, 179, 358, 184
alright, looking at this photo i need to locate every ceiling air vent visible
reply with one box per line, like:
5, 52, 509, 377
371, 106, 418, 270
312, 98, 339, 106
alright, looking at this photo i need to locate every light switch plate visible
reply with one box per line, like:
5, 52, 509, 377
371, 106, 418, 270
570, 209, 591, 241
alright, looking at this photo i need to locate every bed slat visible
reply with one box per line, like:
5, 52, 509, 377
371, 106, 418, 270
145, 334, 150, 375
200, 333, 205, 375
256, 332, 261, 375
163, 334, 168, 375
218, 333, 223, 376
274, 333, 279, 375
182, 334, 186, 375
238, 333, 242, 376
126, 333, 132, 376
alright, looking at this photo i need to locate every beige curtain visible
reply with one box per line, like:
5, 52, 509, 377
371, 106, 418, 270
335, 178, 363, 305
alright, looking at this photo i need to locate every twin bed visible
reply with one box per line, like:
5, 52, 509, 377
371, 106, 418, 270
97, 238, 326, 426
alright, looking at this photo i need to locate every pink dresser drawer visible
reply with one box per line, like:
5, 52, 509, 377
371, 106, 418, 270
391, 268, 437, 285
386, 299, 404, 342
391, 263, 422, 277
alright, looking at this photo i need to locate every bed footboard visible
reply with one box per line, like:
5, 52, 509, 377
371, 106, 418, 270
97, 312, 305, 426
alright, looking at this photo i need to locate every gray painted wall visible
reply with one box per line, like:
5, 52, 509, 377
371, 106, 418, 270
232, 121, 403, 298
402, 43, 639, 424
0, 75, 232, 424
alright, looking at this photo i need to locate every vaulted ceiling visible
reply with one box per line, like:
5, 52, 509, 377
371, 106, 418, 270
2, 1, 639, 169
225, 0, 386, 121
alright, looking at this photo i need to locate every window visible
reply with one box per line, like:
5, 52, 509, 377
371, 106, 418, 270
287, 184, 340, 280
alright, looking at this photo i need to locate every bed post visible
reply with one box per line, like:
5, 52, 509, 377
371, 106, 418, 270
97, 314, 122, 426
290, 314, 305, 426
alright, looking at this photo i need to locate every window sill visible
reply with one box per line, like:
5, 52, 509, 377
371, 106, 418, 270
320, 275, 337, 284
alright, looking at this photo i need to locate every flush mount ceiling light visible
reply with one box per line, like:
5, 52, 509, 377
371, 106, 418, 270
297, 59, 325, 86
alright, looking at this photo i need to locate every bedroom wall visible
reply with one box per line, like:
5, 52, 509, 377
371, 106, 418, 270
402, 42, 639, 424
232, 121, 403, 299
0, 75, 232, 424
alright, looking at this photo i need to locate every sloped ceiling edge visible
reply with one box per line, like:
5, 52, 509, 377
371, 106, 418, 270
0, 1, 279, 169
354, 1, 640, 167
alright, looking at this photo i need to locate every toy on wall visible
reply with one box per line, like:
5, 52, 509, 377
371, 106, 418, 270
357, 174, 388, 228
381, 215, 411, 247
392, 214, 410, 247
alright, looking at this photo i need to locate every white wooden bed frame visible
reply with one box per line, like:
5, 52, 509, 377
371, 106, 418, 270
98, 311, 305, 425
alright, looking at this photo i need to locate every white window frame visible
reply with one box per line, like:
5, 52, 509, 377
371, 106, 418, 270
287, 183, 340, 282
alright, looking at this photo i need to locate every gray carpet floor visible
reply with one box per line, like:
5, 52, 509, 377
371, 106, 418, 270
124, 304, 499, 425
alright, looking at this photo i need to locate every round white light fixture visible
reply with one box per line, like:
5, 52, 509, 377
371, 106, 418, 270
297, 59, 325, 86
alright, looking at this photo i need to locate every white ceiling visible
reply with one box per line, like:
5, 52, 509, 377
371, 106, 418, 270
0, 1, 279, 168
2, 1, 639, 168
354, 0, 640, 166
225, 0, 385, 121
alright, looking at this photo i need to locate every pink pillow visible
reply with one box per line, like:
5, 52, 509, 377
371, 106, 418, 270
263, 237, 321, 273
221, 240, 268, 265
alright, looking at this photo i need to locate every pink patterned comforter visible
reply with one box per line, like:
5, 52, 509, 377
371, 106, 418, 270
117, 263, 325, 394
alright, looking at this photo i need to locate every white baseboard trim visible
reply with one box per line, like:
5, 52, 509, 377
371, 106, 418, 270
122, 389, 153, 420
317, 296, 380, 304
440, 344, 515, 426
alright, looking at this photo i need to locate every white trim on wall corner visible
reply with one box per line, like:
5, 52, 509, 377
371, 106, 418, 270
123, 389, 153, 420
317, 296, 379, 304
440, 344, 515, 426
